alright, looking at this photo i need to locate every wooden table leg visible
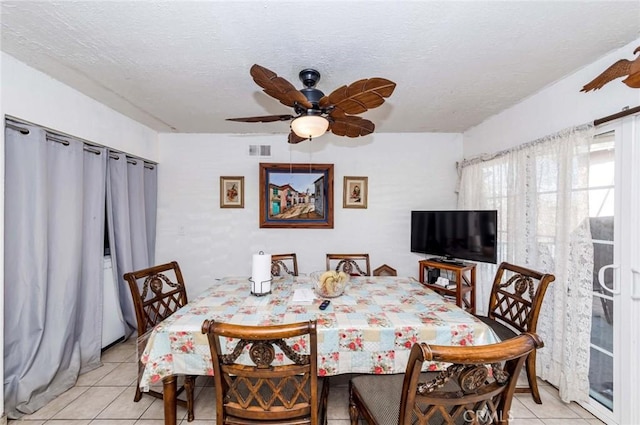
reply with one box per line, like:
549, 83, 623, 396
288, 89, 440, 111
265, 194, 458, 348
162, 375, 177, 425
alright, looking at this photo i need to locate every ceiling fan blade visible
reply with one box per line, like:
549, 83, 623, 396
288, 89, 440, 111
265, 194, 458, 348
250, 64, 313, 109
288, 131, 308, 144
226, 114, 294, 123
320, 78, 396, 115
329, 114, 375, 138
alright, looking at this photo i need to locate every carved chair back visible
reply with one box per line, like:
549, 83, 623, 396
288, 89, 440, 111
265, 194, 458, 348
124, 261, 189, 335
202, 319, 320, 425
272, 253, 299, 277
123, 261, 194, 420
326, 253, 371, 276
398, 333, 543, 425
487, 262, 555, 334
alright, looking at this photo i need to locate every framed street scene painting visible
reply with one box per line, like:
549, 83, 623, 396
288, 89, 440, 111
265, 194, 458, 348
259, 163, 334, 228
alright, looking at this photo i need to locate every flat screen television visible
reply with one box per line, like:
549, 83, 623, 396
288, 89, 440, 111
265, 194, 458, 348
411, 210, 498, 264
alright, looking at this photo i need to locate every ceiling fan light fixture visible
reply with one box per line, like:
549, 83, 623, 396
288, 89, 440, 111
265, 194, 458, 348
291, 115, 329, 139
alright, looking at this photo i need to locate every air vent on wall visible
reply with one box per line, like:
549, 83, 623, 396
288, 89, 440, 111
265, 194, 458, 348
249, 145, 271, 156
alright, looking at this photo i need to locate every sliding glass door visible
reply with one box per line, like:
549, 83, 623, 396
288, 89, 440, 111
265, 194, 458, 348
583, 115, 640, 425
586, 132, 614, 414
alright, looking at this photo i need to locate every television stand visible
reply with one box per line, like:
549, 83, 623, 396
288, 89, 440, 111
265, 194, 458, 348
418, 259, 476, 313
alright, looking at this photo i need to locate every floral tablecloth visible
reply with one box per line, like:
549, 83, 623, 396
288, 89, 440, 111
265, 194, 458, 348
139, 275, 499, 390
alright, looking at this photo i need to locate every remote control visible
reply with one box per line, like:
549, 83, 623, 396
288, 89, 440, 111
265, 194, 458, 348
319, 300, 331, 310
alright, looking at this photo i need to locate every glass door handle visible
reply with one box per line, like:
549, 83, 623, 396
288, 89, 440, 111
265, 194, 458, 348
632, 268, 640, 300
598, 264, 620, 295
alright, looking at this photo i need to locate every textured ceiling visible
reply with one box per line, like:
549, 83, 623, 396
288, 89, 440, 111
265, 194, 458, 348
1, 1, 639, 135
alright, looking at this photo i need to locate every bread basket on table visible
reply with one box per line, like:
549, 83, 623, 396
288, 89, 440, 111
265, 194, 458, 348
310, 270, 349, 298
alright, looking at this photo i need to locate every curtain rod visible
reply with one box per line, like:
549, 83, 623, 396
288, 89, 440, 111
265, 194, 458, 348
37, 139, 154, 169
6, 115, 157, 168
47, 134, 105, 156
458, 123, 593, 169
594, 105, 640, 126
108, 153, 154, 169
6, 122, 30, 134
458, 105, 639, 169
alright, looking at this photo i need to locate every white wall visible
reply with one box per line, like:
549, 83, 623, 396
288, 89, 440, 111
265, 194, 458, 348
0, 52, 159, 417
155, 132, 462, 296
464, 38, 640, 156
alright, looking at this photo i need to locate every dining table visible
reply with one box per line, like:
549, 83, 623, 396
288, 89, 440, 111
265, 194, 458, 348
139, 274, 500, 424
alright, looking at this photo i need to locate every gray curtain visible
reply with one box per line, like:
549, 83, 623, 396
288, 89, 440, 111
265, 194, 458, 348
4, 125, 106, 418
144, 164, 158, 265
107, 153, 158, 335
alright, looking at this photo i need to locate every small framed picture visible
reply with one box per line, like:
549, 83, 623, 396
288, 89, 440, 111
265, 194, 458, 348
343, 176, 368, 209
220, 176, 244, 208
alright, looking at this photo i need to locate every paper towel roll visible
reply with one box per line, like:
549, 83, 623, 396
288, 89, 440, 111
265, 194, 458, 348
251, 252, 272, 294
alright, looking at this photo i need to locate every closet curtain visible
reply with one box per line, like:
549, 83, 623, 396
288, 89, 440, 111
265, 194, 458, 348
4, 125, 106, 418
457, 124, 595, 403
107, 153, 158, 335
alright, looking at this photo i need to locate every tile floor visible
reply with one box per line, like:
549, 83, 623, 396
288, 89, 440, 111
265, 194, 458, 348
8, 337, 605, 424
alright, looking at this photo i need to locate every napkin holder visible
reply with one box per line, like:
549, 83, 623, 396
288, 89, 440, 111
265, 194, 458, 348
249, 277, 272, 296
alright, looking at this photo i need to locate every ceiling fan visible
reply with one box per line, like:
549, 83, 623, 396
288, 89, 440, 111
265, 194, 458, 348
227, 64, 396, 144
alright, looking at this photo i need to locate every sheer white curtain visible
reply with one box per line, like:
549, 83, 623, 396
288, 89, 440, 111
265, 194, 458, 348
4, 124, 106, 418
458, 124, 594, 403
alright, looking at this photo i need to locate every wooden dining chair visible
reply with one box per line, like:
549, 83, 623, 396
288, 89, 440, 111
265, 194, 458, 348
271, 253, 299, 277
349, 333, 543, 425
202, 319, 329, 425
373, 264, 397, 276
474, 262, 555, 404
326, 253, 371, 276
123, 261, 196, 422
